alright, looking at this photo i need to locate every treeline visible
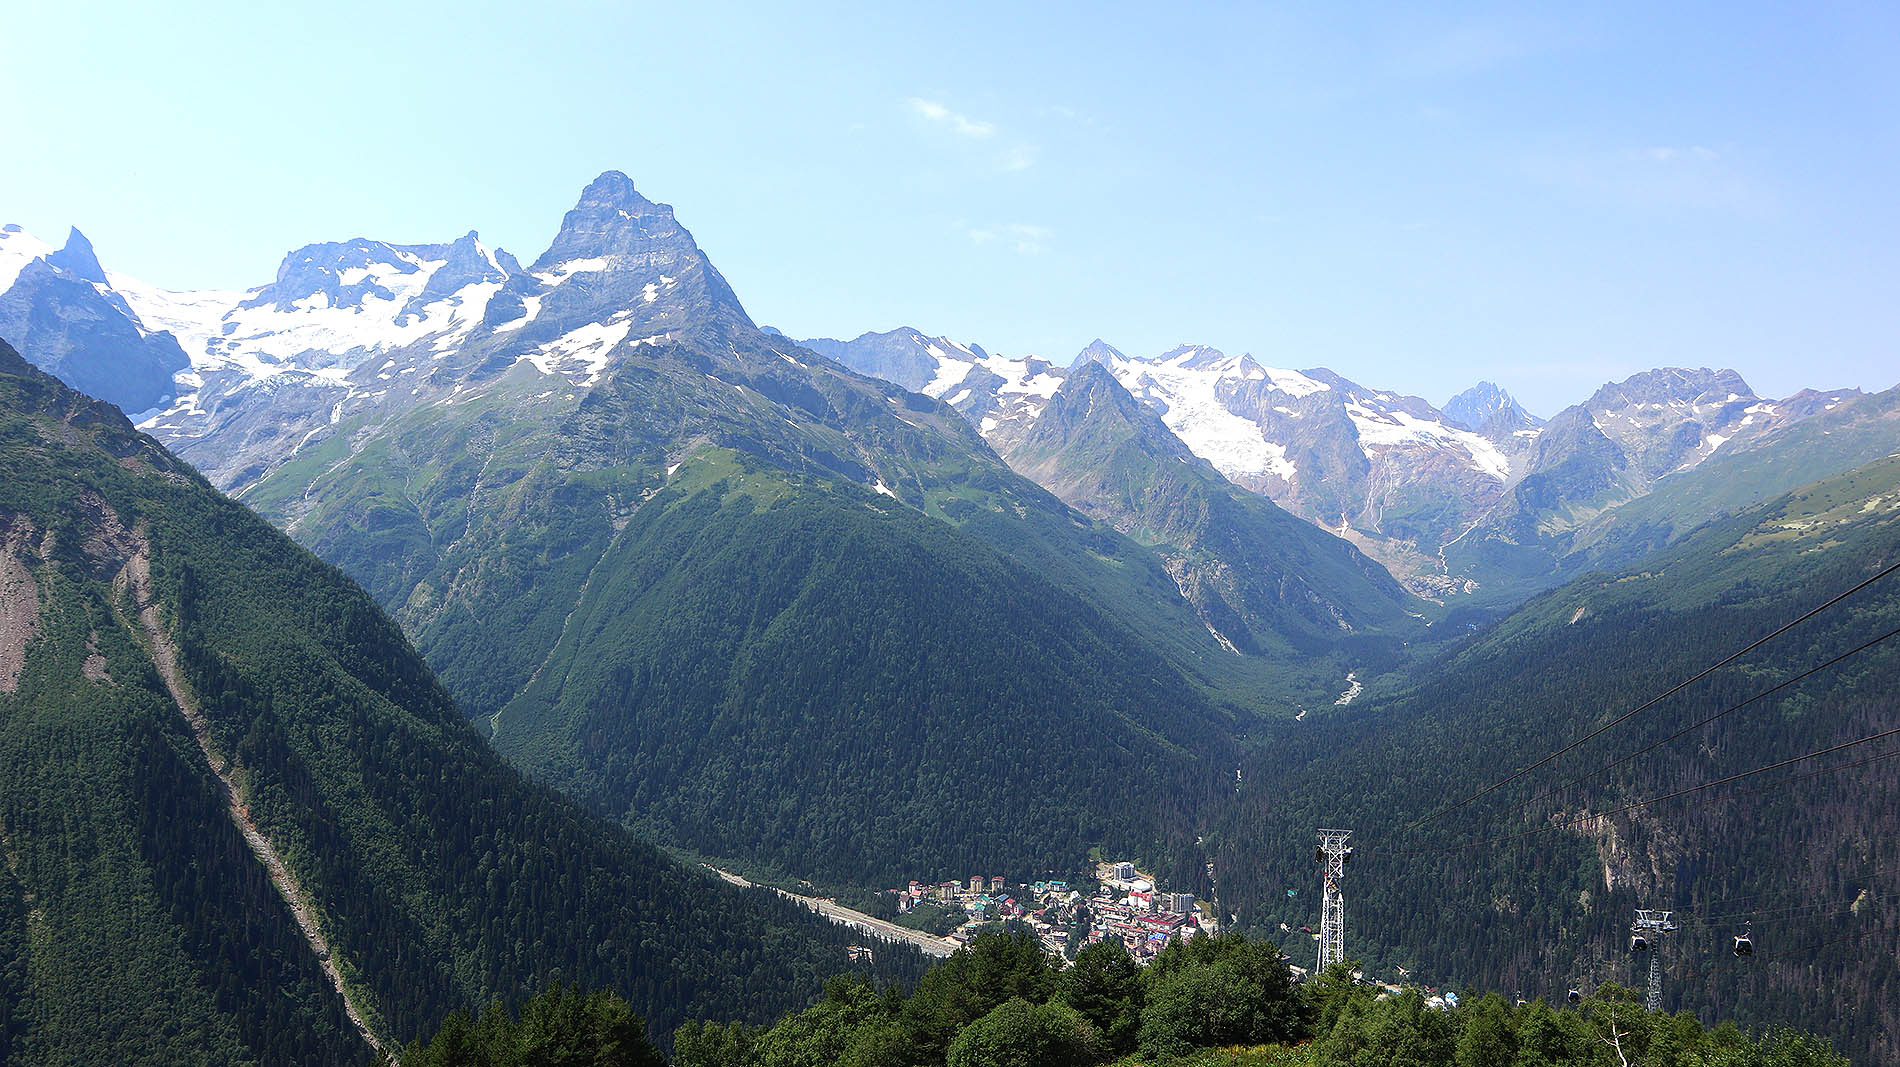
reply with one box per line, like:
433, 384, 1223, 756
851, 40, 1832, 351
672, 928, 1305, 1067
396, 934, 1850, 1067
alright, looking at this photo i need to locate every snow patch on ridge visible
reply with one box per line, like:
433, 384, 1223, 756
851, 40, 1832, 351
1345, 403, 1510, 480
1107, 354, 1295, 482
534, 256, 615, 285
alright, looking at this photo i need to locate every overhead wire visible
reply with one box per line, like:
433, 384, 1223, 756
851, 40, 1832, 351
1395, 558, 1900, 837
1517, 624, 1900, 811
1377, 733, 1900, 856
1763, 922, 1900, 964
1678, 897, 1877, 928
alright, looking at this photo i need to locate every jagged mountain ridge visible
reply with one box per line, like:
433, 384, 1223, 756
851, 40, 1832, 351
4, 176, 1418, 702
809, 327, 1896, 605
1441, 380, 1540, 434
809, 330, 1537, 597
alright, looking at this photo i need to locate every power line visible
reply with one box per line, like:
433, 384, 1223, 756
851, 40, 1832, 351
1763, 922, 1900, 964
1379, 736, 1900, 857
1680, 896, 1878, 928
1397, 558, 1900, 837
1689, 877, 1888, 917
1519, 625, 1900, 811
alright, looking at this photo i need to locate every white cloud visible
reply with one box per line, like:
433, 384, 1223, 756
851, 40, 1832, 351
907, 97, 995, 138
998, 145, 1038, 172
1642, 145, 1719, 162
1522, 144, 1766, 214
962, 222, 1051, 254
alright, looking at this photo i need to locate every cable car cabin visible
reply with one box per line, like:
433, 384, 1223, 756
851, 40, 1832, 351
1630, 934, 1650, 953
1567, 989, 1582, 1005
1733, 933, 1754, 957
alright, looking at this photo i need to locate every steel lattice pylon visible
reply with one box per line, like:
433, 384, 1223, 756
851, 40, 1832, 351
1316, 829, 1353, 973
1631, 909, 1678, 1012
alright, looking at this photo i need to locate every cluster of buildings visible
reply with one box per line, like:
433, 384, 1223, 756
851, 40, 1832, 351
888, 860, 1218, 963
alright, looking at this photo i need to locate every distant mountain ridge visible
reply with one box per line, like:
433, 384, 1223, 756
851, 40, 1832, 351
806, 326, 1898, 604
6, 206, 1886, 615
1441, 381, 1540, 434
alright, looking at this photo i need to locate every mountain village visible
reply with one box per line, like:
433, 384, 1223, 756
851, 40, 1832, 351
887, 860, 1218, 963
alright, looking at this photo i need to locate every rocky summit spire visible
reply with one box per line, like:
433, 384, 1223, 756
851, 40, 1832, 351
532, 170, 679, 270
1071, 338, 1126, 368
525, 170, 752, 332
45, 227, 108, 284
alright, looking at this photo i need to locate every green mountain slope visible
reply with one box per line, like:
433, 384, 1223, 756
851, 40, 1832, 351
486, 446, 1239, 886
1208, 450, 1900, 1062
0, 342, 919, 1063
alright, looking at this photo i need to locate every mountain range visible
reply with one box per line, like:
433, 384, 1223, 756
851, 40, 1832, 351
3, 175, 1356, 894
3, 171, 1897, 1059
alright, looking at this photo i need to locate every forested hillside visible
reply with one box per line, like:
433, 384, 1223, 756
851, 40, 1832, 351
487, 446, 1238, 889
0, 342, 923, 1063
1208, 452, 1900, 1062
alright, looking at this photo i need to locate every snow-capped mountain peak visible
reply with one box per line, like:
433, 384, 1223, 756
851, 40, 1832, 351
44, 227, 110, 284
1070, 338, 1126, 368
1442, 381, 1541, 433
0, 224, 55, 292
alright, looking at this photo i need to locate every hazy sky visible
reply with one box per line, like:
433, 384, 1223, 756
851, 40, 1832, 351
4, 1, 1895, 414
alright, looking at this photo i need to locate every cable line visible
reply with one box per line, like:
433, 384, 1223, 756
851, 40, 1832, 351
1381, 732, 1900, 856
1519, 624, 1900, 811
1680, 896, 1879, 928
1689, 877, 1888, 916
1397, 558, 1900, 836
1763, 922, 1900, 964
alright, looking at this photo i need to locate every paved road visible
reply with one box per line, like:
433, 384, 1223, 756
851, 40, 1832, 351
705, 866, 958, 958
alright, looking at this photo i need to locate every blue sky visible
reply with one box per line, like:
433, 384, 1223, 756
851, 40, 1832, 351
3, 1, 1894, 413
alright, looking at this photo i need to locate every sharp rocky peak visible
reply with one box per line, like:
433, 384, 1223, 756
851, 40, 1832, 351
532, 170, 686, 270
522, 170, 752, 331
1443, 381, 1537, 431
1070, 338, 1126, 368
44, 227, 108, 284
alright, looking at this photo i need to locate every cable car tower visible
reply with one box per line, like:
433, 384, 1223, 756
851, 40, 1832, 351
1316, 828, 1353, 973
1630, 909, 1677, 1012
